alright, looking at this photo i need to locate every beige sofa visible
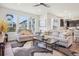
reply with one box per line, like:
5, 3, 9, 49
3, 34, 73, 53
16, 29, 34, 42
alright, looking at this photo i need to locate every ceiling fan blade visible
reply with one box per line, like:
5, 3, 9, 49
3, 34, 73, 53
34, 4, 41, 7
42, 3, 50, 7
33, 3, 50, 8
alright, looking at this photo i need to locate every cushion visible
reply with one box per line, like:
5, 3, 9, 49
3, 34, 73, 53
20, 30, 32, 35
23, 41, 33, 48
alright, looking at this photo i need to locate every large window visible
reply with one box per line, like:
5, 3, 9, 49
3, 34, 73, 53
6, 14, 16, 32
6, 13, 36, 33
19, 16, 28, 29
28, 17, 35, 33
18, 16, 35, 33
40, 18, 46, 32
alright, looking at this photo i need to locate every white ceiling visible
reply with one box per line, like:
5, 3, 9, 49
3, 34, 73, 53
1, 3, 79, 19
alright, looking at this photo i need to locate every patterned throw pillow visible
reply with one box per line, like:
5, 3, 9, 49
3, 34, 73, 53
23, 41, 33, 48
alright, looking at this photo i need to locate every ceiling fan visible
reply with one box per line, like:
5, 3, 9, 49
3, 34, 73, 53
34, 3, 50, 8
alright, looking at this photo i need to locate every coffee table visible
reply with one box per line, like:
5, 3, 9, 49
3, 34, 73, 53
33, 36, 59, 52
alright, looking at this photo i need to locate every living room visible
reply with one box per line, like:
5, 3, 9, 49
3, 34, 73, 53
0, 3, 79, 56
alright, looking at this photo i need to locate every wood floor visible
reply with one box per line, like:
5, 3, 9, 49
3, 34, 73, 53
5, 43, 14, 56
69, 42, 79, 53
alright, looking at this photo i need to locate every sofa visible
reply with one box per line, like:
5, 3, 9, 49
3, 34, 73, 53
74, 29, 79, 42
52, 29, 73, 48
16, 29, 34, 42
